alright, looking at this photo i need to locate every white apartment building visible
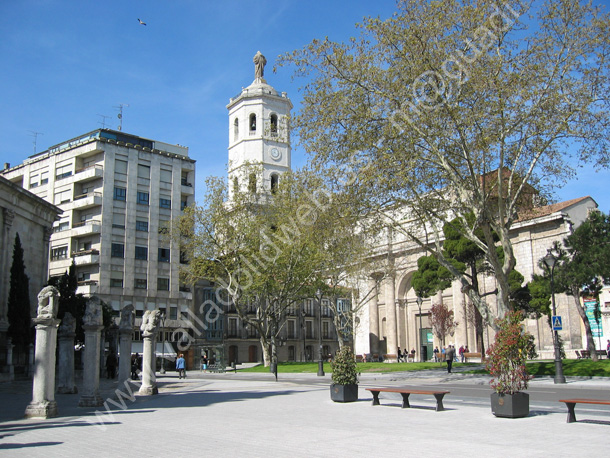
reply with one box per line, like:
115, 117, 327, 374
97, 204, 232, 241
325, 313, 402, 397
1, 129, 195, 335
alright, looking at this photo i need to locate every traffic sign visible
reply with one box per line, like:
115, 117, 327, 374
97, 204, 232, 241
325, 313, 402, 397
552, 315, 562, 331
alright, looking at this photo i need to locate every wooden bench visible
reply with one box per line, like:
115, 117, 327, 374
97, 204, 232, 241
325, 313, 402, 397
462, 352, 482, 362
383, 353, 397, 362
559, 398, 610, 423
578, 350, 607, 359
407, 353, 416, 362
365, 387, 450, 411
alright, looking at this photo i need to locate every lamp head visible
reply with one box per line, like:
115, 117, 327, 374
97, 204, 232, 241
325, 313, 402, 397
543, 249, 557, 269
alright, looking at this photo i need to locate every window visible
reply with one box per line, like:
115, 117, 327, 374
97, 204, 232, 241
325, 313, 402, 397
136, 220, 148, 232
169, 306, 178, 320
270, 113, 278, 136
54, 221, 69, 232
115, 159, 128, 175
234, 118, 239, 139
51, 246, 68, 260
157, 277, 170, 291
181, 172, 191, 186
137, 164, 150, 179
304, 299, 314, 316
53, 189, 71, 205
180, 251, 188, 264
135, 246, 148, 260
135, 278, 147, 289
160, 169, 172, 183
111, 243, 124, 258
112, 213, 125, 229
29, 175, 39, 188
110, 278, 124, 288
113, 187, 126, 201
137, 191, 149, 205
270, 174, 279, 194
40, 171, 49, 185
158, 248, 170, 262
159, 198, 171, 209
323, 321, 330, 339
55, 163, 72, 180
181, 199, 188, 211
248, 173, 256, 194
78, 272, 91, 282
249, 113, 256, 132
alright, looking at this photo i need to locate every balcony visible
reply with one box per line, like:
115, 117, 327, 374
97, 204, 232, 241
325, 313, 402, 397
71, 192, 103, 210
76, 280, 98, 296
71, 220, 101, 237
74, 164, 104, 182
71, 249, 100, 266
181, 182, 194, 195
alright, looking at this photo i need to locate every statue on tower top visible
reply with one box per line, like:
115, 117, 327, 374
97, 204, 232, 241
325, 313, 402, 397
253, 51, 267, 80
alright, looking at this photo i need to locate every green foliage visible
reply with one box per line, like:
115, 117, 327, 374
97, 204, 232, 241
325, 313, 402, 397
411, 255, 458, 298
280, 0, 610, 326
330, 346, 359, 385
486, 311, 536, 394
524, 274, 551, 319
48, 260, 87, 342
7, 233, 32, 346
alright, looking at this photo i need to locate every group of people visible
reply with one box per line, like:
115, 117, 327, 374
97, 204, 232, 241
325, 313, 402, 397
397, 347, 416, 362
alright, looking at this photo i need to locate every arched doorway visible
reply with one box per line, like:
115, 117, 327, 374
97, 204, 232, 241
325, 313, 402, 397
248, 345, 258, 363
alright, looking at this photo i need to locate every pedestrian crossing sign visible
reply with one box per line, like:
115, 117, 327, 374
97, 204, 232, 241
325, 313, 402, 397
552, 316, 562, 331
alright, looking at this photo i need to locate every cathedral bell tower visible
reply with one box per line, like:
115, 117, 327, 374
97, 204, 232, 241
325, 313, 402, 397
226, 51, 292, 200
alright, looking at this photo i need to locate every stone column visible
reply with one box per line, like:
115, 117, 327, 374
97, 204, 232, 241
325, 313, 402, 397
385, 273, 398, 357
138, 309, 161, 396
6, 338, 14, 382
368, 276, 380, 356
79, 296, 104, 407
25, 286, 60, 419
118, 305, 134, 387
56, 312, 77, 394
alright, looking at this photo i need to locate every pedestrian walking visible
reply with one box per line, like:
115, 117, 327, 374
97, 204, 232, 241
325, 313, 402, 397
445, 345, 456, 373
176, 353, 186, 379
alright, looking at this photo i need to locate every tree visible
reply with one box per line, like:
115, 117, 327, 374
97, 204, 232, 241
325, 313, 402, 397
7, 233, 32, 346
48, 260, 87, 342
279, 0, 610, 328
551, 211, 610, 361
430, 303, 458, 347
178, 168, 365, 366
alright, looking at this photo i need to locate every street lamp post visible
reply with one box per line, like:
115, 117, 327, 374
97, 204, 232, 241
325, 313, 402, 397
416, 296, 425, 363
543, 249, 566, 384
316, 290, 325, 376
159, 313, 166, 375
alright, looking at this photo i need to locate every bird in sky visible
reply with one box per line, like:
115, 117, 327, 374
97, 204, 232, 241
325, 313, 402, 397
137, 18, 147, 26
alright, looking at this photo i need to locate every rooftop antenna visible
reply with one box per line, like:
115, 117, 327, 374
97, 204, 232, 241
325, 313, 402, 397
97, 114, 111, 129
114, 104, 129, 131
28, 130, 43, 154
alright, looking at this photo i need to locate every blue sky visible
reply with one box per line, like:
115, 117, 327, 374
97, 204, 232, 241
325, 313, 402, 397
1, 0, 608, 212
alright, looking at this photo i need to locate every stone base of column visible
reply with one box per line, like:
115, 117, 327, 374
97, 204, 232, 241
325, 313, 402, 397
137, 384, 158, 396
78, 393, 104, 407
25, 400, 58, 419
57, 385, 78, 394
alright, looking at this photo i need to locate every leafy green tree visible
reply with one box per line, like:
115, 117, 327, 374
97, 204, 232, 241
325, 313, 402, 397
279, 0, 610, 328
7, 233, 32, 346
178, 167, 365, 366
551, 211, 610, 361
48, 260, 86, 342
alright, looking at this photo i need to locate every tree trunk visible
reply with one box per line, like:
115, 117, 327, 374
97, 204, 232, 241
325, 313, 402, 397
260, 337, 271, 367
570, 286, 598, 361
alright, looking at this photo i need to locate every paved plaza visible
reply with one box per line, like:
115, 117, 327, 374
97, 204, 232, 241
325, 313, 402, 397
1, 369, 609, 457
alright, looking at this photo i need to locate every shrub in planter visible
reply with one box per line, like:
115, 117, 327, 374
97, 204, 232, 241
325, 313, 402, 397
330, 346, 359, 402
486, 310, 537, 418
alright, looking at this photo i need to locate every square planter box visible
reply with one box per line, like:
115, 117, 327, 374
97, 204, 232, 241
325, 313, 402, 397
490, 392, 529, 418
330, 384, 358, 403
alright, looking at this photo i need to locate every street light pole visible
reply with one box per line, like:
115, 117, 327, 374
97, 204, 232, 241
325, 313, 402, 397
317, 289, 325, 376
160, 313, 166, 375
416, 296, 424, 363
543, 249, 566, 384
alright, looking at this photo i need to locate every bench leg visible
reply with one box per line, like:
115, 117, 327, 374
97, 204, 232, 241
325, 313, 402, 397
371, 391, 381, 406
400, 393, 411, 409
433, 393, 446, 411
565, 402, 577, 423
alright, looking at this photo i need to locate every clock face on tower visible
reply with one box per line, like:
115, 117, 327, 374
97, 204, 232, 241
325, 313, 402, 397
270, 148, 281, 161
